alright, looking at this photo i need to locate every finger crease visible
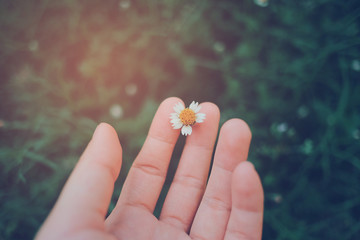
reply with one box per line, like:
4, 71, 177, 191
227, 227, 256, 240
132, 162, 167, 178
162, 214, 190, 231
124, 200, 153, 213
148, 134, 177, 146
172, 174, 206, 191
213, 161, 235, 174
89, 160, 118, 182
202, 195, 231, 212
190, 233, 209, 240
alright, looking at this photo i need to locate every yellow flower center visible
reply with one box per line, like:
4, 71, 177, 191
179, 108, 196, 126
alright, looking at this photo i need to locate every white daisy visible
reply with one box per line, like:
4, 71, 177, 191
170, 101, 206, 136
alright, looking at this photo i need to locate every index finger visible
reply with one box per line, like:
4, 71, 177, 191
110, 97, 182, 216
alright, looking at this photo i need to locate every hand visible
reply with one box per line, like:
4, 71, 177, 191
36, 97, 264, 240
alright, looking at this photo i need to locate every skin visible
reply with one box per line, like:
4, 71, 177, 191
36, 97, 264, 240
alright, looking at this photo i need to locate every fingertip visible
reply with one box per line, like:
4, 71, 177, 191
186, 102, 220, 144
221, 118, 252, 143
93, 122, 120, 142
163, 96, 184, 105
201, 102, 220, 117
85, 122, 122, 178
149, 97, 183, 141
234, 160, 255, 172
214, 119, 252, 170
160, 97, 184, 114
201, 102, 220, 124
93, 122, 122, 152
232, 161, 264, 212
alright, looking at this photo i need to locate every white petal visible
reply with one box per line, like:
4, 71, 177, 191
170, 113, 179, 120
194, 105, 201, 113
172, 122, 183, 129
170, 118, 180, 124
189, 101, 202, 113
189, 101, 196, 109
196, 113, 206, 123
189, 101, 199, 112
170, 114, 182, 127
170, 113, 178, 118
173, 102, 185, 114
181, 125, 192, 136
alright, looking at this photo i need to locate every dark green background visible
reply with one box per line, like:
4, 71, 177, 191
1, 0, 360, 239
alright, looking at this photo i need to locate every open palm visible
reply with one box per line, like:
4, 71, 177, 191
36, 97, 263, 240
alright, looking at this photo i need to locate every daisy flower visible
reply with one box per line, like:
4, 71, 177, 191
170, 101, 206, 136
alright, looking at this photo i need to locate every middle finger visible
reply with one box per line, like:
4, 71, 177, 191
159, 102, 220, 232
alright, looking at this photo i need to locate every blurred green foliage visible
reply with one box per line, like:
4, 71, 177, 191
1, 0, 360, 239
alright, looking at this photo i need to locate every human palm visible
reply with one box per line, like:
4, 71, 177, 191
36, 98, 263, 240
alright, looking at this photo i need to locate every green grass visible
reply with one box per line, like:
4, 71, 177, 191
1, 0, 360, 239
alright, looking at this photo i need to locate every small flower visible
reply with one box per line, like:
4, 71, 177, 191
170, 101, 206, 136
